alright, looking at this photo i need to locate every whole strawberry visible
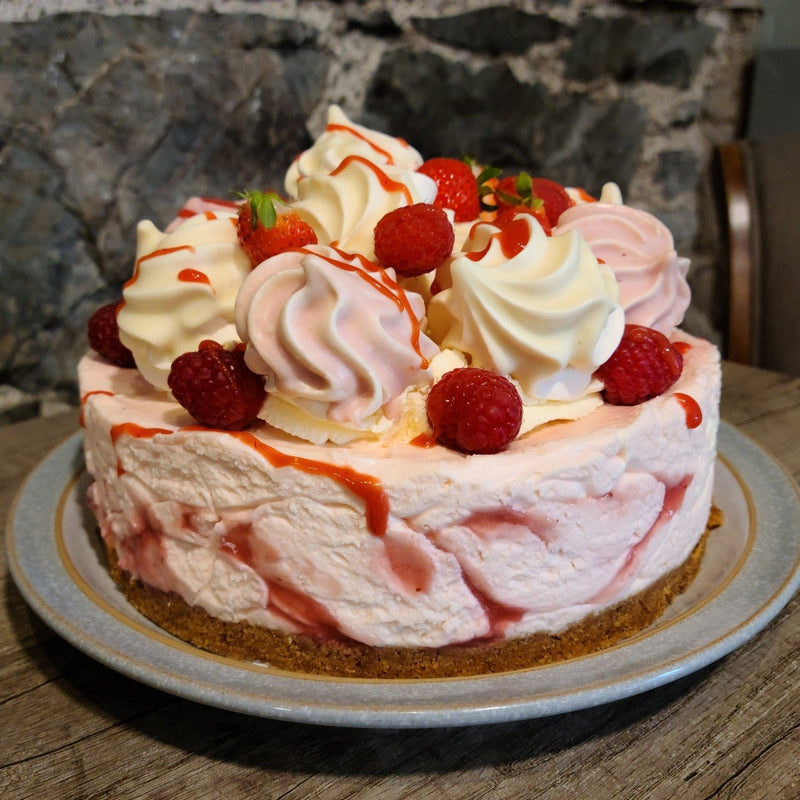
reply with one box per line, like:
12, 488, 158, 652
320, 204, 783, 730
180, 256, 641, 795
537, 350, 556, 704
417, 158, 481, 222
236, 190, 317, 268
373, 203, 455, 276
168, 340, 266, 430
495, 173, 574, 231
427, 368, 522, 454
87, 302, 135, 368
597, 324, 683, 405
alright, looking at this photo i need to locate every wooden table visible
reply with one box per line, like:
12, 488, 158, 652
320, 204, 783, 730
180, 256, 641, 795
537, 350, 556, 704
2, 362, 799, 799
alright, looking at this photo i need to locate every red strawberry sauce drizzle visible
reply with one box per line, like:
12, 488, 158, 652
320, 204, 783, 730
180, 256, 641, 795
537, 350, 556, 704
468, 216, 531, 262
125, 245, 196, 290
667, 342, 701, 428
330, 155, 414, 205
299, 245, 430, 369
110, 423, 173, 475
79, 390, 114, 426
109, 422, 390, 536
325, 123, 397, 165
675, 393, 703, 429
176, 198, 239, 221
221, 428, 390, 536
177, 268, 212, 286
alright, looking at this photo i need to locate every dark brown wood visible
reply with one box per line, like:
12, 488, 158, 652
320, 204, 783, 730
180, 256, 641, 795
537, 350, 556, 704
716, 141, 757, 366
2, 368, 799, 799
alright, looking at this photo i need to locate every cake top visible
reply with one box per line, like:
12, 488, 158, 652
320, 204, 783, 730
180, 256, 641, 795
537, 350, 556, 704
92, 105, 692, 452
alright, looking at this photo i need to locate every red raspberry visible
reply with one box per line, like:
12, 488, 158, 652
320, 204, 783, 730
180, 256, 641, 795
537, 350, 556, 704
87, 302, 135, 368
373, 203, 455, 276
597, 324, 683, 405
427, 368, 522, 454
168, 340, 267, 430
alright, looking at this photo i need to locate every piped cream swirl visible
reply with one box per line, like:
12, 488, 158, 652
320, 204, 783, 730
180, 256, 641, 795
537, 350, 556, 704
427, 215, 624, 401
118, 212, 250, 390
235, 245, 439, 433
292, 155, 436, 262
285, 105, 424, 199
554, 202, 690, 334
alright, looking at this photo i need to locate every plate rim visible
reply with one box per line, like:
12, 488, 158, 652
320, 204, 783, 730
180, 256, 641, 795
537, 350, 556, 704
6, 422, 800, 728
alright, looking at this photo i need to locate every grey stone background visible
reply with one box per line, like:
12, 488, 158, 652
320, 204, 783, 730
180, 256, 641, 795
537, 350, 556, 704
0, 0, 763, 423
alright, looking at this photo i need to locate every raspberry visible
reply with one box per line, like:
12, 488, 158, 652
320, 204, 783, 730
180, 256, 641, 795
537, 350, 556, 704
87, 302, 135, 368
373, 203, 455, 276
168, 340, 267, 430
597, 324, 683, 405
427, 368, 522, 454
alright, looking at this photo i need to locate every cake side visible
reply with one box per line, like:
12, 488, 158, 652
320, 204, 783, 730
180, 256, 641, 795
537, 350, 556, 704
80, 331, 720, 663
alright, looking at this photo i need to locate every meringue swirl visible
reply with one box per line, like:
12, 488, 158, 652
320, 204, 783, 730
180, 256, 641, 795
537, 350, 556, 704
554, 202, 690, 334
291, 155, 436, 262
118, 211, 251, 390
427, 215, 624, 401
284, 105, 424, 199
235, 245, 439, 431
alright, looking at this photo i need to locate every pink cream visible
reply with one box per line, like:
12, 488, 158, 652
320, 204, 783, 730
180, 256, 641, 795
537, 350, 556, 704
299, 245, 429, 369
79, 390, 114, 426
590, 476, 692, 604
110, 422, 390, 536
462, 576, 526, 639
383, 538, 436, 594
221, 522, 348, 640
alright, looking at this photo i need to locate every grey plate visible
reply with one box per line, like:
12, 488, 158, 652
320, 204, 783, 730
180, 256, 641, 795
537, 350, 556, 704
6, 423, 800, 728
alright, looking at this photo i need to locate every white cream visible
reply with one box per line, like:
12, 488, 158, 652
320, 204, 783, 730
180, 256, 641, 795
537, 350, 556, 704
284, 105, 424, 199
117, 212, 250, 391
427, 214, 624, 401
291, 155, 436, 262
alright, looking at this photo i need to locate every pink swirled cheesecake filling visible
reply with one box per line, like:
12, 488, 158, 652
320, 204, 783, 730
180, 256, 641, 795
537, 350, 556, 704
80, 332, 718, 651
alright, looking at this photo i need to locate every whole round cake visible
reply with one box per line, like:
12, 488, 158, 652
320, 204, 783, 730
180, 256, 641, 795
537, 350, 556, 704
79, 106, 721, 678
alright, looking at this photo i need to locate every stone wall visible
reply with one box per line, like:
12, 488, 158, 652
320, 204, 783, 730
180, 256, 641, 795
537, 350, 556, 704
0, 0, 762, 423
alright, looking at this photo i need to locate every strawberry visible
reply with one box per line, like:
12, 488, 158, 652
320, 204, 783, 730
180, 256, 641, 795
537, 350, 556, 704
596, 324, 683, 406
373, 203, 455, 276
417, 158, 482, 223
494, 173, 574, 230
236, 190, 317, 267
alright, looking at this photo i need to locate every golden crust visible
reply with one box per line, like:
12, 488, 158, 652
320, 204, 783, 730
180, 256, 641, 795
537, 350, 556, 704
103, 507, 722, 679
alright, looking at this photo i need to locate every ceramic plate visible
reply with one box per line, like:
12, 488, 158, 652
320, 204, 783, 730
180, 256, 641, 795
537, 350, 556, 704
7, 423, 800, 728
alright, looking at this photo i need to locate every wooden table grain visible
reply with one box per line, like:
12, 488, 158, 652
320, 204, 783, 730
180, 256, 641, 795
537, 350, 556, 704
2, 362, 799, 800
